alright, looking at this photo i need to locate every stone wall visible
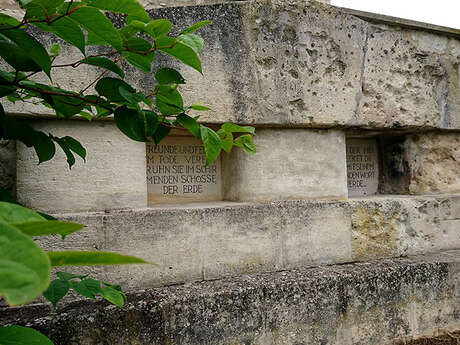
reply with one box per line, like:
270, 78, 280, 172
0, 0, 459, 344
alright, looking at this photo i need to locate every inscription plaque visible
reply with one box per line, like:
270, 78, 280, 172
147, 136, 222, 204
346, 139, 379, 197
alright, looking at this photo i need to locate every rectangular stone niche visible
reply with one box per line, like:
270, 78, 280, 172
146, 136, 222, 205
346, 138, 379, 197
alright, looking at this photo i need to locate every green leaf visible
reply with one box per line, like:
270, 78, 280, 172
177, 33, 204, 53
144, 110, 159, 137
60, 136, 86, 161
0, 202, 45, 223
221, 123, 255, 134
234, 134, 256, 154
86, 30, 107, 46
53, 136, 75, 168
0, 13, 20, 29
221, 137, 233, 153
0, 189, 55, 220
79, 111, 93, 121
20, 0, 65, 18
155, 36, 176, 48
56, 271, 86, 280
51, 135, 85, 168
82, 57, 124, 78
102, 281, 122, 291
12, 220, 85, 238
219, 130, 233, 153
181, 20, 213, 34
0, 42, 41, 72
0, 84, 17, 97
83, 0, 150, 22
145, 19, 171, 38
126, 37, 152, 52
33, 131, 56, 164
101, 286, 125, 307
48, 95, 85, 119
154, 68, 185, 85
114, 106, 148, 142
69, 279, 98, 298
47, 251, 147, 266
0, 70, 23, 83
95, 77, 136, 102
177, 114, 200, 139
50, 43, 61, 56
69, 6, 123, 50
200, 125, 221, 165
2, 29, 51, 77
190, 103, 211, 111
119, 86, 145, 105
0, 108, 41, 148
0, 325, 54, 345
43, 278, 69, 307
155, 86, 184, 115
0, 220, 50, 305
123, 51, 153, 73
159, 42, 202, 74
152, 124, 170, 145
34, 17, 85, 55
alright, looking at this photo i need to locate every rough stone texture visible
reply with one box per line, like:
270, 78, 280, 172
31, 195, 460, 290
0, 139, 16, 196
222, 129, 347, 202
16, 120, 147, 213
376, 132, 460, 195
2, 1, 460, 130
1, 251, 459, 345
406, 132, 460, 195
357, 26, 455, 128
243, 1, 366, 126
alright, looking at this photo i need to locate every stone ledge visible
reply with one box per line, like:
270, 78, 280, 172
3, 1, 460, 130
339, 6, 460, 39
2, 250, 460, 345
33, 194, 460, 290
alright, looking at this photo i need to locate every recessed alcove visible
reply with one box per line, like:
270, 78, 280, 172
346, 133, 413, 197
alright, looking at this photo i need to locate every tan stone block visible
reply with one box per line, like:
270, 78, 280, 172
222, 129, 348, 202
242, 1, 367, 126
350, 202, 403, 261
406, 133, 460, 195
102, 209, 204, 289
16, 119, 147, 213
282, 202, 352, 267
201, 204, 283, 279
358, 28, 447, 128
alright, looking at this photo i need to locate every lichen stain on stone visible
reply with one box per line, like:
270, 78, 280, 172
351, 206, 401, 261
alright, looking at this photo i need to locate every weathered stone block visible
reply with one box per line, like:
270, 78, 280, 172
32, 195, 459, 290
281, 202, 352, 267
1, 252, 459, 345
405, 133, 460, 195
349, 195, 460, 260
223, 129, 348, 202
16, 120, 147, 213
4, 2, 460, 130
350, 199, 406, 261
358, 28, 449, 128
243, 1, 367, 126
